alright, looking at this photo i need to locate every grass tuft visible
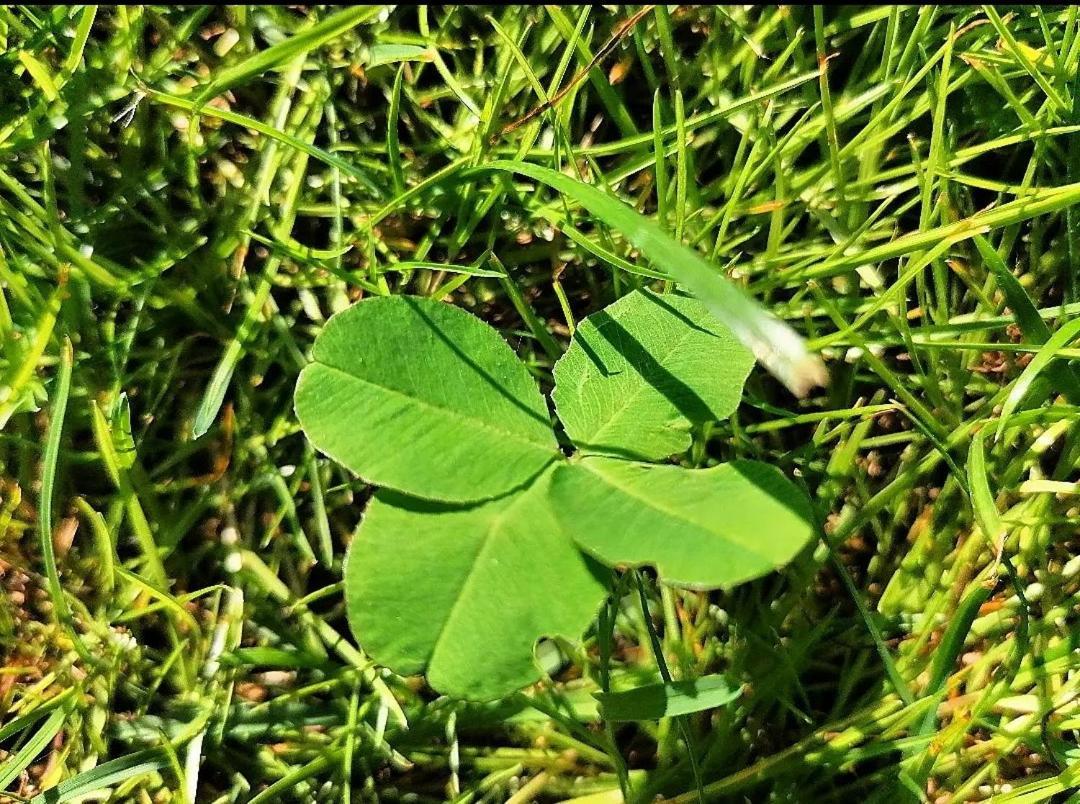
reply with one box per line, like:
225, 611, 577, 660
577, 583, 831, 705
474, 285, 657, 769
3, 5, 1080, 802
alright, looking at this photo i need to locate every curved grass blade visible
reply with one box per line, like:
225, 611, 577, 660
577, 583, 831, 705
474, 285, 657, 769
996, 317, 1080, 441
0, 707, 67, 790
39, 338, 92, 662
139, 86, 380, 196
596, 674, 742, 722
137, 91, 830, 397
192, 7, 383, 106
381, 260, 503, 278
28, 748, 171, 804
465, 160, 827, 397
967, 428, 1005, 562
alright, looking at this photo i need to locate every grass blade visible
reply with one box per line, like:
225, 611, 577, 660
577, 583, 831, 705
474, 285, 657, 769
38, 337, 91, 662
367, 43, 433, 69
18, 50, 59, 102
996, 317, 1080, 440
381, 260, 503, 278
974, 233, 1080, 406
967, 428, 1005, 557
905, 580, 993, 785
596, 674, 742, 722
467, 160, 828, 396
0, 706, 67, 790
973, 234, 1053, 341
141, 86, 380, 195
193, 7, 383, 105
387, 65, 406, 196
29, 748, 172, 803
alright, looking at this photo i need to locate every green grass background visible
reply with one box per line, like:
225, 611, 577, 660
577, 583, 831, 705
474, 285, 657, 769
4, 5, 1080, 802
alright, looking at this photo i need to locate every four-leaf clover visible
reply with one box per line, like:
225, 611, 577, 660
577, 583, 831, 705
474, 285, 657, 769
295, 289, 815, 700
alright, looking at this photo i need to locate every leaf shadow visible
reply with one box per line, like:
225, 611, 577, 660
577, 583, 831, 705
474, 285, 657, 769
727, 459, 817, 527
644, 290, 719, 337
407, 297, 553, 430
577, 291, 718, 430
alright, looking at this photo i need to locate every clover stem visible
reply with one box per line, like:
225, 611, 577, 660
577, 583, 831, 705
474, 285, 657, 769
635, 571, 705, 804
598, 571, 633, 801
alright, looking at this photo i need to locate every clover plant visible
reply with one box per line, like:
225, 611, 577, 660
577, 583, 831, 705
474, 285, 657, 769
295, 288, 815, 700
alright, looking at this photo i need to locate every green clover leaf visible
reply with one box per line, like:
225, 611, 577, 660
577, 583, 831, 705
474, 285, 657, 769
296, 291, 815, 700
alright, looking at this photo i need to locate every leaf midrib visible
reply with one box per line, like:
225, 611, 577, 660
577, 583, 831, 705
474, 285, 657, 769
580, 461, 778, 566
425, 483, 546, 691
309, 361, 559, 457
425, 490, 522, 678
559, 305, 703, 455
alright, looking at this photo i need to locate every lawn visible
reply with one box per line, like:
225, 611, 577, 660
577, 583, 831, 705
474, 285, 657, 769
3, 5, 1080, 803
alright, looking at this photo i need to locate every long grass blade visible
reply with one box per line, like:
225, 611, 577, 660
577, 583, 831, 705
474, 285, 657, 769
0, 707, 67, 790
465, 160, 828, 396
996, 316, 1080, 440
193, 7, 383, 105
28, 748, 172, 804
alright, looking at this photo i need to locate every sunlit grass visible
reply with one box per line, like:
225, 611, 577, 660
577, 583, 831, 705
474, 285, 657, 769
3, 5, 1080, 802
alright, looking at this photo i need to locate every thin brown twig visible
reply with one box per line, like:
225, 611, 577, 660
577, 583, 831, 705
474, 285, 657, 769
492, 5, 657, 144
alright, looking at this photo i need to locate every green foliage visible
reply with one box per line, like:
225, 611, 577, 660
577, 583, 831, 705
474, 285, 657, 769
343, 477, 606, 700
552, 289, 754, 461
596, 674, 743, 722
295, 296, 560, 502
297, 291, 815, 699
13, 5, 1080, 800
472, 161, 830, 397
550, 458, 815, 590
